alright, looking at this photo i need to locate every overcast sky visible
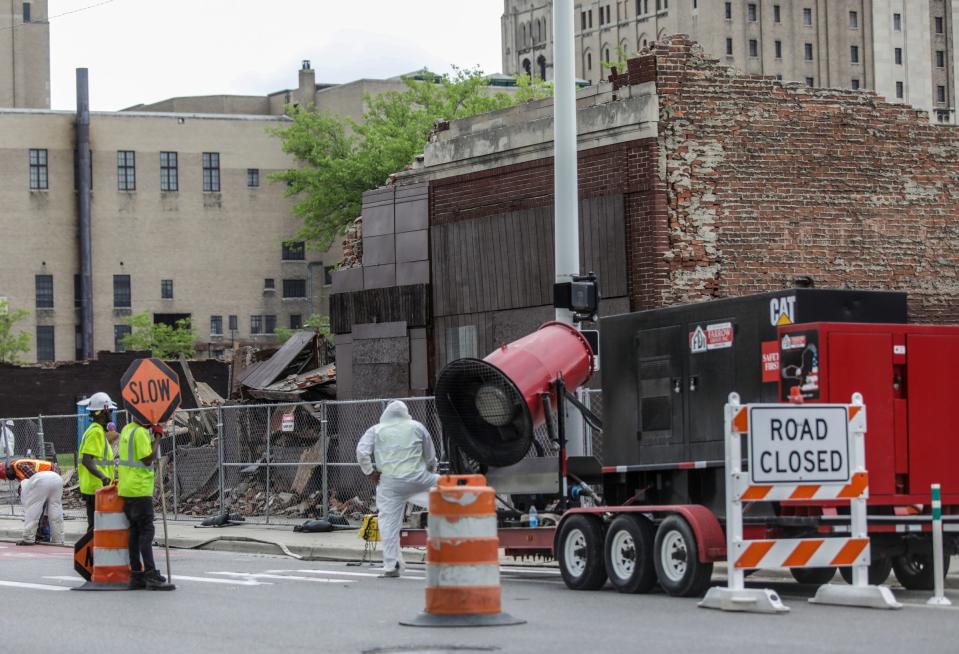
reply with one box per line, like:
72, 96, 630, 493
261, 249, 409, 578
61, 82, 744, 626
49, 0, 504, 111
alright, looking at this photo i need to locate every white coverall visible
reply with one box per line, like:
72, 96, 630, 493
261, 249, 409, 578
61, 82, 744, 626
21, 471, 65, 545
356, 401, 439, 573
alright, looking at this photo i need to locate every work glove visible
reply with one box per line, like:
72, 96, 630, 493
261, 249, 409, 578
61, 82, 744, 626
102, 477, 111, 487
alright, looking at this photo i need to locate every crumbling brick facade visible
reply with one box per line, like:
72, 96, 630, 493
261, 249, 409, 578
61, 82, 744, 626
652, 35, 959, 322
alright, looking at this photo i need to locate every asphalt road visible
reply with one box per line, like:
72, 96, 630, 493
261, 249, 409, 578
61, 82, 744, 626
2, 544, 957, 654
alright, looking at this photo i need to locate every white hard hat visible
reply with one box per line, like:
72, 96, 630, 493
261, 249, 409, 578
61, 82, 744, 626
3, 420, 12, 427
79, 392, 117, 413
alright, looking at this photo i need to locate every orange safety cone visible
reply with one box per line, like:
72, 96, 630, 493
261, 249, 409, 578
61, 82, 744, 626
73, 484, 131, 591
401, 475, 524, 627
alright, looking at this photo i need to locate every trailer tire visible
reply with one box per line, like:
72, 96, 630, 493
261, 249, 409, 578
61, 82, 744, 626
604, 514, 657, 594
653, 515, 713, 597
557, 515, 607, 591
839, 556, 892, 586
790, 567, 836, 585
891, 551, 952, 591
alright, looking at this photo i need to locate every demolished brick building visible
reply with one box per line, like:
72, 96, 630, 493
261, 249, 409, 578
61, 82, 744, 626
331, 35, 959, 399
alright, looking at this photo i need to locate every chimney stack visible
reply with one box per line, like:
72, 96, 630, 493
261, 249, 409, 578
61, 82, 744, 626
298, 60, 315, 107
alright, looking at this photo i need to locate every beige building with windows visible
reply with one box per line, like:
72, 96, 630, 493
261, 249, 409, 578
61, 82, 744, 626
503, 0, 959, 123
0, 0, 49, 108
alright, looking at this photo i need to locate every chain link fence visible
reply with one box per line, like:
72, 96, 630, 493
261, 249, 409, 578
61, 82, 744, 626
1, 393, 606, 525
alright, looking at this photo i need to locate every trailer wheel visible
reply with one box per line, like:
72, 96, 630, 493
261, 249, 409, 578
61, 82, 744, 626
790, 567, 836, 585
604, 514, 657, 594
839, 557, 892, 586
891, 551, 952, 591
557, 515, 607, 590
653, 515, 713, 597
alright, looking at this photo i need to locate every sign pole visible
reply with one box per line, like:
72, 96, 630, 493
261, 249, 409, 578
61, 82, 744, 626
927, 483, 951, 606
157, 445, 173, 585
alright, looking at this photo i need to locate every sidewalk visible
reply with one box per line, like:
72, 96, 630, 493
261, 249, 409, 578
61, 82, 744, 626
0, 515, 419, 563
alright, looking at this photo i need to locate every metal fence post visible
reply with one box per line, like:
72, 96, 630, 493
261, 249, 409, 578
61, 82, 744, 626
265, 405, 272, 525
171, 421, 179, 520
321, 401, 329, 519
37, 415, 45, 459
217, 406, 225, 518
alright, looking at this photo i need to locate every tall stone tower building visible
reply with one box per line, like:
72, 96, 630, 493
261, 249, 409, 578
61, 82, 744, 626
0, 0, 50, 108
502, 0, 959, 124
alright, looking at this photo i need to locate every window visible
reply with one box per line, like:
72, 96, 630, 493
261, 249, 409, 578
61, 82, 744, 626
749, 39, 758, 57
522, 59, 531, 77
23, 2, 30, 22
851, 78, 860, 90
937, 85, 947, 103
581, 11, 586, 30
210, 315, 223, 336
35, 275, 53, 309
605, 48, 610, 63
36, 326, 55, 362
247, 168, 259, 188
264, 315, 277, 335
587, 51, 592, 70
202, 152, 220, 192
117, 151, 135, 191
937, 50, 946, 68
655, 0, 660, 11
282, 241, 305, 261
588, 9, 592, 28
537, 55, 546, 81
747, 3, 756, 22
75, 325, 82, 360
849, 11, 857, 29
804, 43, 813, 61
114, 325, 131, 353
160, 152, 178, 191
74, 274, 81, 308
160, 279, 173, 299
324, 265, 335, 286
113, 275, 131, 308
264, 278, 275, 291
724, 2, 731, 20
726, 38, 733, 56
773, 4, 780, 23
606, 5, 611, 22
896, 81, 904, 99
282, 279, 307, 299
29, 149, 48, 190
250, 315, 264, 335
599, 6, 604, 24
851, 45, 859, 64
228, 314, 238, 331
290, 314, 302, 330
446, 325, 478, 362
774, 40, 783, 58
937, 110, 951, 123
803, 7, 812, 26
893, 13, 901, 32
935, 17, 944, 34
806, 77, 815, 87
894, 48, 902, 65
776, 74, 783, 81
692, 0, 697, 9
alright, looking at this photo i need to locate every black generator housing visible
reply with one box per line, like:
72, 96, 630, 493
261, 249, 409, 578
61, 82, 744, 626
598, 289, 907, 513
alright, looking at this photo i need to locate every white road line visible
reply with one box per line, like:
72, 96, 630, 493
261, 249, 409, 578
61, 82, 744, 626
207, 571, 356, 584
0, 580, 71, 592
45, 574, 271, 587
501, 568, 561, 575
268, 569, 426, 581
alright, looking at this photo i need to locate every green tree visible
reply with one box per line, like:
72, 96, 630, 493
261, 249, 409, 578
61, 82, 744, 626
0, 299, 30, 364
274, 313, 332, 345
120, 312, 197, 359
514, 73, 554, 103
270, 68, 524, 249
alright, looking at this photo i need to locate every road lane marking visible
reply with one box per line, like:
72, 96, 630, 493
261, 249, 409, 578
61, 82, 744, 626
207, 571, 356, 584
268, 569, 426, 580
44, 575, 271, 587
0, 580, 70, 591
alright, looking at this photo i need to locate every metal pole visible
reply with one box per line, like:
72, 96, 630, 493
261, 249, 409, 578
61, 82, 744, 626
927, 483, 952, 606
157, 435, 174, 587
725, 393, 745, 592
37, 415, 44, 459
850, 392, 868, 588
556, 378, 568, 512
171, 422, 178, 519
265, 405, 272, 525
76, 68, 94, 360
321, 401, 329, 519
217, 406, 225, 518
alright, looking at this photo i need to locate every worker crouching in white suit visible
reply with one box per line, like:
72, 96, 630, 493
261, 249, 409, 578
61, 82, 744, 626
21, 471, 65, 546
356, 400, 439, 577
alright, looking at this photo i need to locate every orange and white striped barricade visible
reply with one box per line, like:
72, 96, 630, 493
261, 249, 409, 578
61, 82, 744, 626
699, 392, 901, 613
73, 484, 131, 591
401, 475, 524, 627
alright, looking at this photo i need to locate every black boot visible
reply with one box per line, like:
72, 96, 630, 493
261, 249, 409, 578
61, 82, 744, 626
129, 571, 146, 590
144, 569, 175, 591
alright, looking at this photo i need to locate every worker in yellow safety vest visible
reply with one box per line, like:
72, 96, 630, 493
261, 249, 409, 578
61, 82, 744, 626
117, 420, 173, 590
77, 392, 120, 532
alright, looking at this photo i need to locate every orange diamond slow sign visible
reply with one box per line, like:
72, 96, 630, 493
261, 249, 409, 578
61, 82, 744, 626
120, 358, 182, 426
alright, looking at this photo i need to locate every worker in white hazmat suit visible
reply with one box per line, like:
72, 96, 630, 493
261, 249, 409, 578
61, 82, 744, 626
356, 401, 439, 577
0, 458, 64, 546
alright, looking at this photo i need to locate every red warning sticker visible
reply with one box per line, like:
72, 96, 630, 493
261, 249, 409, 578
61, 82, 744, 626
761, 340, 780, 383
690, 322, 734, 353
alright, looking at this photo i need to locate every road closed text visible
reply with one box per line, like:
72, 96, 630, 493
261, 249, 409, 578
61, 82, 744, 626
748, 407, 850, 484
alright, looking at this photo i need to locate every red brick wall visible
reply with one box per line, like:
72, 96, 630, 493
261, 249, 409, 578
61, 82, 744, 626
429, 139, 670, 310
651, 35, 959, 322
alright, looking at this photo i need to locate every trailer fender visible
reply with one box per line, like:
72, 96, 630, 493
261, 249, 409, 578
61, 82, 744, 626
558, 505, 726, 563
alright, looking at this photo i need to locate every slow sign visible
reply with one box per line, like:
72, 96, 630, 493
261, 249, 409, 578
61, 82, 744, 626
120, 358, 182, 426
748, 405, 850, 484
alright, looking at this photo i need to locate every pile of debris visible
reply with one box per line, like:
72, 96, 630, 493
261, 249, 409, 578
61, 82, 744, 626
340, 216, 362, 268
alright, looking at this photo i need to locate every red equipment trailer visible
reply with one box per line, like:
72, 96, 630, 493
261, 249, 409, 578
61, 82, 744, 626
405, 293, 959, 597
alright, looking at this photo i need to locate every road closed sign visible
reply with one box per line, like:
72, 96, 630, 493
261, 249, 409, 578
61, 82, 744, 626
747, 406, 850, 484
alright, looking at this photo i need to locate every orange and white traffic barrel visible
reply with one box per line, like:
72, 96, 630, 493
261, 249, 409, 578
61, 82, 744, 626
401, 474, 524, 627
74, 485, 131, 591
